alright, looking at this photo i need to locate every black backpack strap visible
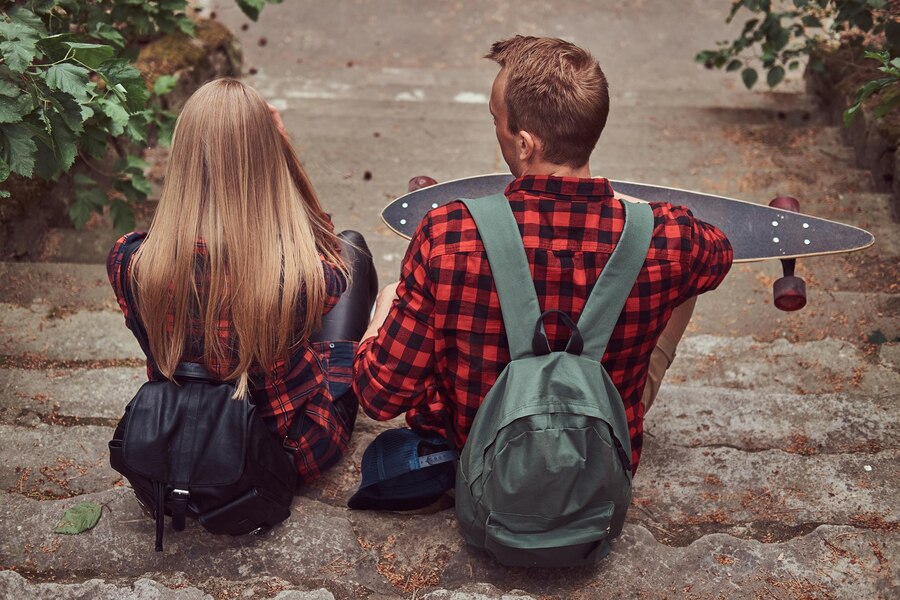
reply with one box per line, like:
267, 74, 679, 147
117, 238, 152, 359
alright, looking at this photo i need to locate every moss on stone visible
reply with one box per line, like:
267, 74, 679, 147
135, 19, 241, 89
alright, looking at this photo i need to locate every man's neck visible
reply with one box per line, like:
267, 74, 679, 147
518, 161, 592, 179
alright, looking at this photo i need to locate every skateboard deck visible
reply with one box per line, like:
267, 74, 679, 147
381, 174, 875, 263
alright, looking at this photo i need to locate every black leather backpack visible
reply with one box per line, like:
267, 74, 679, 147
108, 239, 301, 551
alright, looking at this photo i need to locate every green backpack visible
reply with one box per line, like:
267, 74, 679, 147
455, 194, 653, 568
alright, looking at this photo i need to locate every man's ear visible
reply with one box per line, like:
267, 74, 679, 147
518, 130, 541, 163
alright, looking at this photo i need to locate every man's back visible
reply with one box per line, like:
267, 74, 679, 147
354, 174, 732, 470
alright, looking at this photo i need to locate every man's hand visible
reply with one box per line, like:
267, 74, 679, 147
359, 282, 400, 343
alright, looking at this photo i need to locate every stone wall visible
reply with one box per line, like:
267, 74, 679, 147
805, 45, 900, 221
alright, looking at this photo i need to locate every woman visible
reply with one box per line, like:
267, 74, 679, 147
107, 78, 376, 485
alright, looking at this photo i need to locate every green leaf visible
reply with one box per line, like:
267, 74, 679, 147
80, 126, 107, 159
7, 6, 48, 36
109, 200, 135, 232
155, 110, 176, 147
0, 122, 37, 177
844, 103, 862, 126
47, 111, 78, 173
0, 22, 40, 43
0, 156, 10, 182
33, 134, 62, 180
116, 176, 145, 203
176, 18, 195, 36
45, 63, 90, 101
126, 154, 150, 171
129, 171, 152, 196
124, 113, 148, 143
866, 0, 887, 7
236, 0, 267, 21
97, 97, 130, 136
53, 501, 102, 534
726, 59, 743, 72
874, 93, 900, 119
64, 42, 115, 69
0, 38, 38, 74
0, 94, 35, 124
0, 79, 19, 97
96, 60, 149, 112
74, 173, 95, 186
742, 67, 758, 89
75, 183, 108, 210
120, 79, 150, 113
153, 74, 178, 96
46, 90, 85, 135
96, 59, 142, 88
767, 66, 785, 87
90, 23, 126, 49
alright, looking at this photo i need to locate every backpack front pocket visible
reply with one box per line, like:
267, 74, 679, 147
483, 502, 615, 567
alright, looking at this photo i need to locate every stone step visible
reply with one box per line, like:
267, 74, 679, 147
0, 366, 143, 422
4, 374, 895, 509
693, 279, 898, 344
0, 303, 141, 362
669, 335, 900, 395
0, 424, 116, 501
633, 444, 898, 543
0, 263, 115, 309
0, 282, 900, 368
0, 489, 895, 599
646, 387, 899, 454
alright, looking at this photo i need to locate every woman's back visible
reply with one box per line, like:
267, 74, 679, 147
107, 78, 359, 485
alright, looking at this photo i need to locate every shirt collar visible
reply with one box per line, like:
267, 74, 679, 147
505, 175, 615, 199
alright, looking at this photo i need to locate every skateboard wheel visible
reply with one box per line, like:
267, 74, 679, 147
769, 196, 800, 212
773, 275, 807, 311
408, 176, 438, 193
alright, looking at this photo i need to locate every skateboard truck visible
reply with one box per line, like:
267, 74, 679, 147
768, 196, 807, 311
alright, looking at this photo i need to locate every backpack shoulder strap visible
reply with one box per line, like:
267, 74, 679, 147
460, 194, 540, 360
578, 200, 654, 362
118, 237, 153, 358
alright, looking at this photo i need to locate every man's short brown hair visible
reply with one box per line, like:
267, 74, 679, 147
486, 36, 609, 167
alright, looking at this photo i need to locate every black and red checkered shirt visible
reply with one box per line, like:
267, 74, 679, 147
107, 232, 353, 485
353, 175, 733, 472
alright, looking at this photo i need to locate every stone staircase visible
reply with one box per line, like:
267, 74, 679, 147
2, 0, 899, 598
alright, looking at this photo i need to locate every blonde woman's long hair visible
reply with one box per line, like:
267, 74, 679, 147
133, 78, 346, 397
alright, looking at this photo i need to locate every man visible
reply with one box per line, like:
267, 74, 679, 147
352, 35, 732, 476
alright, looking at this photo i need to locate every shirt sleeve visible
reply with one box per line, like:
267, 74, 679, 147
106, 231, 147, 325
679, 210, 733, 300
353, 217, 437, 421
320, 258, 348, 316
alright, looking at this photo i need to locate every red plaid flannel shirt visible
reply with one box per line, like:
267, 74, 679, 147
107, 232, 352, 485
354, 175, 733, 472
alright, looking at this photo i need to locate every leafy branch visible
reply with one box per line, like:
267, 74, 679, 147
0, 0, 282, 232
697, 0, 900, 122
844, 50, 900, 123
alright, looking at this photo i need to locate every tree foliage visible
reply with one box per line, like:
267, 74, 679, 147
697, 0, 900, 122
0, 0, 281, 231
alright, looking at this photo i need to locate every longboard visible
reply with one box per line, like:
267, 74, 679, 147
381, 174, 876, 311
382, 174, 874, 263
